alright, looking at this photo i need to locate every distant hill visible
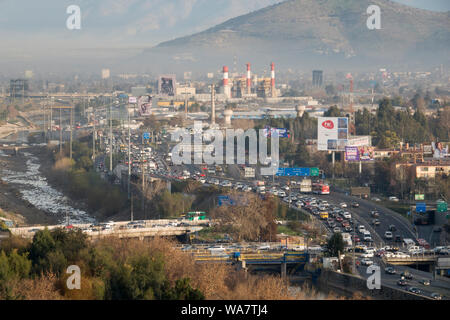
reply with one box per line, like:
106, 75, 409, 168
132, 0, 450, 74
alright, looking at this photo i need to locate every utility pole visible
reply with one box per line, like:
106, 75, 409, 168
141, 138, 145, 219
59, 107, 62, 155
50, 97, 53, 140
70, 105, 73, 160
92, 103, 96, 167
109, 101, 113, 172
128, 104, 131, 199
43, 101, 46, 143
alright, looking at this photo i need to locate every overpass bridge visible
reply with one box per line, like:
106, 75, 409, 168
9, 219, 206, 241
191, 251, 310, 277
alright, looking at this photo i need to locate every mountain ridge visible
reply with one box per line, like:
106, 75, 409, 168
132, 0, 449, 73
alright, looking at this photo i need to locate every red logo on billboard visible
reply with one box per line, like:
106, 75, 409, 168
322, 120, 334, 129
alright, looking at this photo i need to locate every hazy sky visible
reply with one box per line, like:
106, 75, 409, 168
0, 0, 448, 74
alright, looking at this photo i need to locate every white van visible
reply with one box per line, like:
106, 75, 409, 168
403, 238, 416, 247
358, 225, 366, 233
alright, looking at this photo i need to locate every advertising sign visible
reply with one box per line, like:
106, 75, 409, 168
345, 146, 359, 161
318, 117, 348, 151
415, 194, 425, 201
138, 96, 152, 116
129, 96, 137, 104
431, 142, 449, 159
263, 127, 290, 138
244, 167, 255, 178
158, 75, 176, 96
345, 146, 374, 162
143, 132, 150, 140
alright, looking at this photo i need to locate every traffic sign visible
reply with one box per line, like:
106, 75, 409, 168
437, 201, 448, 213
310, 167, 320, 177
415, 194, 425, 201
416, 203, 426, 213
276, 167, 310, 177
143, 132, 150, 140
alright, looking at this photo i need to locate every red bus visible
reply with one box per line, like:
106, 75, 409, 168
313, 183, 330, 195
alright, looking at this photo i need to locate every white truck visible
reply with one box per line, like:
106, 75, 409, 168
300, 179, 312, 193
342, 233, 352, 246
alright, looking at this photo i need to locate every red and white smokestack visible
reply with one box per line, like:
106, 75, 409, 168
246, 63, 251, 94
271, 62, 275, 88
223, 66, 229, 87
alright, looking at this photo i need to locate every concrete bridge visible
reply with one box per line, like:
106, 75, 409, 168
9, 219, 206, 240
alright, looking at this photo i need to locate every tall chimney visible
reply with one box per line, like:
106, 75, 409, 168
223, 66, 229, 87
223, 66, 231, 98
271, 62, 276, 97
211, 84, 215, 125
246, 63, 251, 94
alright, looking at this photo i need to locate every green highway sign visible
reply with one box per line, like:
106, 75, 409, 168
415, 194, 425, 201
310, 168, 320, 177
437, 201, 448, 213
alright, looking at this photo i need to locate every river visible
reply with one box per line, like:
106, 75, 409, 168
0, 150, 96, 225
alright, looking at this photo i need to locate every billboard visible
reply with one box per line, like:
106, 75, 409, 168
138, 95, 152, 116
263, 127, 290, 138
318, 117, 348, 151
128, 96, 137, 104
244, 167, 255, 178
158, 75, 176, 96
345, 146, 375, 162
415, 194, 425, 201
431, 142, 449, 159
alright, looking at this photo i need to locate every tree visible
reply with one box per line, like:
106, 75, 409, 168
324, 105, 343, 117
327, 233, 344, 257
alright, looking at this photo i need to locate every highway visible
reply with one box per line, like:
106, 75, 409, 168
358, 259, 450, 300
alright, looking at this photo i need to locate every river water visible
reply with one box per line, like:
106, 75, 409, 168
0, 151, 96, 225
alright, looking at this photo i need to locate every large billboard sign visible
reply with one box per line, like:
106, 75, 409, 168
158, 75, 176, 96
431, 141, 449, 159
318, 117, 348, 151
138, 95, 152, 116
345, 146, 375, 162
128, 96, 137, 104
263, 127, 290, 138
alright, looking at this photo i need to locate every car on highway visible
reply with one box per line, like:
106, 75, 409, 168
339, 202, 347, 208
361, 252, 374, 258
372, 219, 380, 226
336, 216, 343, 223
389, 224, 397, 232
360, 258, 373, 266
408, 287, 421, 294
358, 225, 366, 233
333, 227, 342, 233
418, 279, 430, 286
397, 279, 408, 286
431, 293, 442, 300
371, 197, 381, 202
385, 231, 393, 240
401, 271, 413, 280
389, 196, 399, 202
343, 212, 351, 219
385, 267, 396, 274
370, 211, 379, 218
351, 202, 360, 208
394, 235, 403, 243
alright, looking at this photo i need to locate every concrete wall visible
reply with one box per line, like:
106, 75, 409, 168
317, 270, 432, 300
